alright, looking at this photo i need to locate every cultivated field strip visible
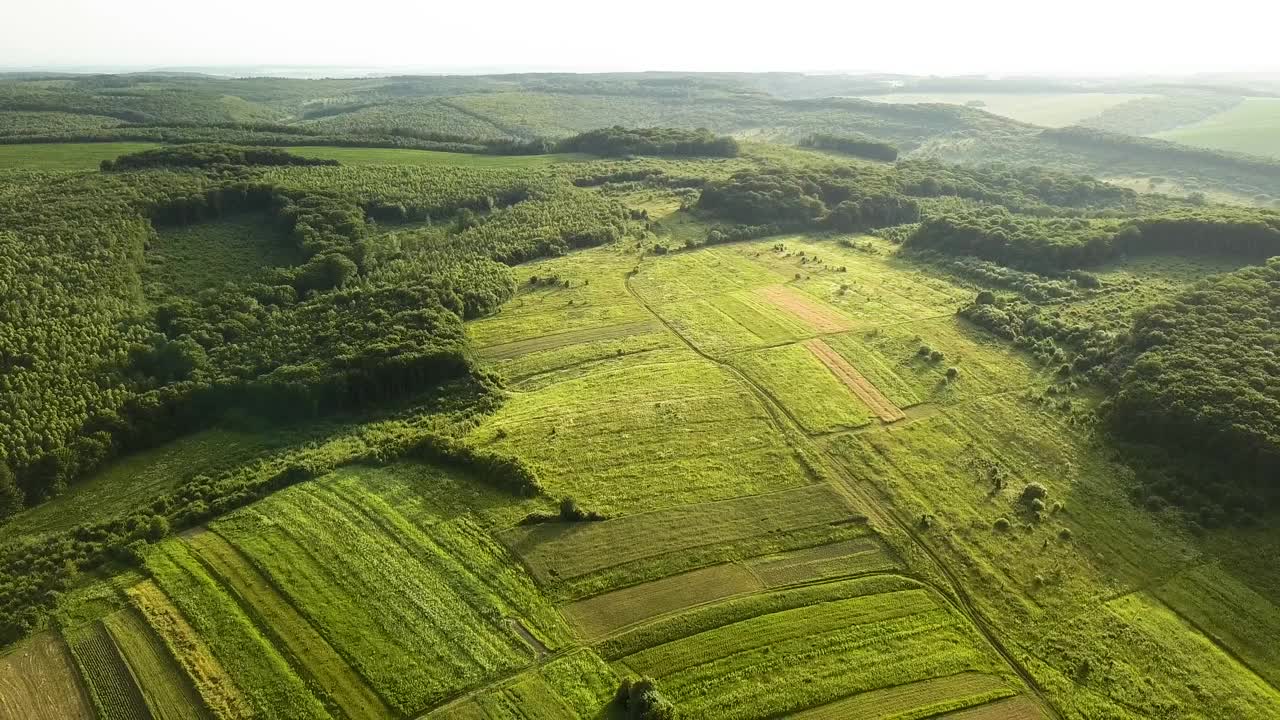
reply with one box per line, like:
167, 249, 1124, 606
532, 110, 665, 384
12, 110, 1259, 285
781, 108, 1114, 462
623, 589, 938, 678
563, 563, 762, 639
620, 588, 1007, 720
939, 694, 1047, 719
757, 284, 853, 333
211, 479, 569, 715
0, 631, 95, 720
103, 607, 214, 720
790, 672, 1013, 719
65, 620, 152, 720
474, 319, 663, 359
597, 574, 923, 660
804, 337, 906, 422
500, 484, 862, 592
144, 541, 331, 720
184, 529, 391, 720
746, 536, 898, 587
126, 580, 249, 720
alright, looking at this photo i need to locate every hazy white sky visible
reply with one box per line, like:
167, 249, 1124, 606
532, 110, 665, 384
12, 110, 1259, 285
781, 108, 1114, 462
3, 0, 1278, 75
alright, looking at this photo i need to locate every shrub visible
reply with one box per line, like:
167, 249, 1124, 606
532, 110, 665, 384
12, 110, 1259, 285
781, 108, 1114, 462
993, 517, 1012, 531
1020, 482, 1049, 506
946, 367, 960, 380
929, 350, 945, 362
975, 290, 996, 305
1059, 527, 1073, 541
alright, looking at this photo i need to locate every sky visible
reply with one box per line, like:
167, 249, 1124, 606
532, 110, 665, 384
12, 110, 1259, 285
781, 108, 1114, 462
3, 0, 1278, 76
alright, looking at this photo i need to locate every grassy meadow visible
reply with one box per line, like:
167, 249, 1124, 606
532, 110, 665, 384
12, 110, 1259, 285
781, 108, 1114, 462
0, 142, 159, 170
857, 92, 1152, 127
1154, 97, 1280, 159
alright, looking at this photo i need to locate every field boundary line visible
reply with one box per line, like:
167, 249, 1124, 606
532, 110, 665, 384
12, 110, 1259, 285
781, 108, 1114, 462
787, 670, 1015, 720
1150, 591, 1280, 695
181, 529, 376, 720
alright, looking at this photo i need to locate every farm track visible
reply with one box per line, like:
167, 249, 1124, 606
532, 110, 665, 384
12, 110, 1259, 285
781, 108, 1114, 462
624, 268, 1064, 720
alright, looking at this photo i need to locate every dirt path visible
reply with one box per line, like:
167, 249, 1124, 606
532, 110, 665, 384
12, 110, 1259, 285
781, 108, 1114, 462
804, 338, 905, 422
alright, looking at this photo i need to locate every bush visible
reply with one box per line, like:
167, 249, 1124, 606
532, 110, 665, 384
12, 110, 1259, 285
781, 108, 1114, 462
975, 290, 996, 305
1021, 482, 1049, 505
946, 367, 960, 380
993, 517, 1012, 531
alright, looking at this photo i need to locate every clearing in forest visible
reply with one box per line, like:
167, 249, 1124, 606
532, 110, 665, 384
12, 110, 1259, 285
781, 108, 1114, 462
562, 564, 762, 639
790, 672, 1014, 719
804, 338, 905, 422
0, 632, 95, 720
757, 284, 853, 333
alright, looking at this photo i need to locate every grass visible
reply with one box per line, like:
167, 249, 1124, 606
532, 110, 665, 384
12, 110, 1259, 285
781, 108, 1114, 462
858, 92, 1152, 127
285, 145, 588, 167
0, 142, 159, 170
499, 483, 864, 600
142, 540, 330, 720
468, 358, 814, 515
597, 574, 921, 660
822, 391, 1280, 717
620, 588, 1011, 720
735, 343, 874, 431
939, 695, 1044, 720
1030, 593, 1280, 718
430, 649, 620, 719
145, 212, 303, 298
126, 579, 248, 719
185, 529, 390, 720
563, 564, 763, 639
0, 632, 95, 720
64, 620, 151, 720
211, 473, 570, 715
102, 607, 214, 720
746, 536, 898, 587
790, 672, 1013, 719
1154, 97, 1280, 160
1150, 563, 1280, 687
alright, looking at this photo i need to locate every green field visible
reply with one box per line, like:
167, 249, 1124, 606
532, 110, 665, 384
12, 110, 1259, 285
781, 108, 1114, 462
0, 142, 159, 169
1154, 97, 1280, 159
102, 608, 213, 720
857, 92, 1152, 127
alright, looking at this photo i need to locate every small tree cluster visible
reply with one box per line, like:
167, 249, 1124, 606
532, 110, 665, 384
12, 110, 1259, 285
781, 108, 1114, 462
615, 678, 676, 720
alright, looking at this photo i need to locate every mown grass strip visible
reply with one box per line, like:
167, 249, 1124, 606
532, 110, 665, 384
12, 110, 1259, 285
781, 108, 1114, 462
747, 536, 898, 588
